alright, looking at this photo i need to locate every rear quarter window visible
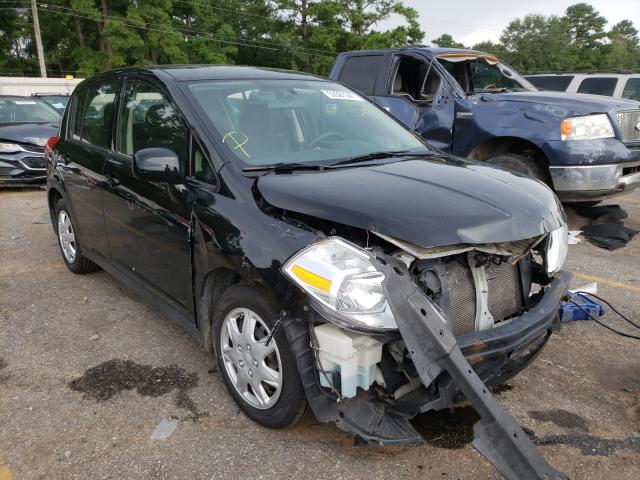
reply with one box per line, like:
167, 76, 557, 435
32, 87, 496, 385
622, 78, 640, 102
338, 55, 384, 96
526, 76, 574, 92
577, 77, 618, 96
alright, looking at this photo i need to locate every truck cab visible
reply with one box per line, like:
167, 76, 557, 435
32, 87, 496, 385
329, 47, 640, 203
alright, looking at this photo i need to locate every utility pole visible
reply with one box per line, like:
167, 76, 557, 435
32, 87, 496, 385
30, 0, 47, 78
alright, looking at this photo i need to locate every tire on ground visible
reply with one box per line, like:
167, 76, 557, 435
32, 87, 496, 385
212, 284, 307, 429
54, 198, 100, 274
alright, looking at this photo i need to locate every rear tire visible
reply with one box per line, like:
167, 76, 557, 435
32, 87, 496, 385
487, 154, 550, 185
54, 198, 99, 274
212, 284, 307, 429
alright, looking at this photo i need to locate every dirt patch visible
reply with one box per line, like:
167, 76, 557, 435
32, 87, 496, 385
529, 409, 589, 432
412, 406, 480, 449
524, 428, 640, 456
69, 359, 199, 413
0, 357, 6, 370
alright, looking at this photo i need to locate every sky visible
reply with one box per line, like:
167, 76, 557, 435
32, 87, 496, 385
378, 0, 640, 48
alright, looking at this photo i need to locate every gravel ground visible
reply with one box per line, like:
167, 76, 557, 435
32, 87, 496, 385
1, 187, 639, 480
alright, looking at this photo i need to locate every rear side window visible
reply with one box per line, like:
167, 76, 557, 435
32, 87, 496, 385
338, 55, 383, 95
577, 77, 618, 96
622, 78, 640, 102
117, 79, 188, 173
526, 76, 574, 92
74, 81, 118, 148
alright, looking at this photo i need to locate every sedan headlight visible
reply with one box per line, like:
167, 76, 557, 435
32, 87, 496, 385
282, 237, 397, 331
0, 142, 22, 153
545, 224, 568, 275
561, 114, 614, 141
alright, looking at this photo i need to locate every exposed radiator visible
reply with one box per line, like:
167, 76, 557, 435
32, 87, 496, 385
445, 258, 522, 336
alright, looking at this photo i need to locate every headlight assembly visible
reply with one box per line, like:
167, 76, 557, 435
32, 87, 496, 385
282, 237, 397, 331
561, 114, 614, 141
545, 224, 568, 275
0, 142, 22, 153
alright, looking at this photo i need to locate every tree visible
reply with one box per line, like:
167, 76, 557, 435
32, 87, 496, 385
603, 20, 640, 71
561, 3, 607, 70
500, 14, 573, 73
432, 34, 464, 49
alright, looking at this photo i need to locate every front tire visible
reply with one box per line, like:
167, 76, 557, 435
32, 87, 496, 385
487, 154, 550, 185
54, 198, 99, 274
212, 284, 307, 429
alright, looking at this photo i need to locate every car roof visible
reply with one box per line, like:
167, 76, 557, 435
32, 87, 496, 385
87, 65, 326, 83
341, 46, 489, 57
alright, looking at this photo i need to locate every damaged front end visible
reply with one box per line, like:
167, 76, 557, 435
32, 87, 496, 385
280, 234, 570, 479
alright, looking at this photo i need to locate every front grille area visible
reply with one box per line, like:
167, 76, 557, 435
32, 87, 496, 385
616, 110, 640, 143
21, 156, 45, 169
445, 258, 522, 336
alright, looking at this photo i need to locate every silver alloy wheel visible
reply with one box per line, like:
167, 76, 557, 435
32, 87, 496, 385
57, 210, 77, 263
220, 307, 283, 410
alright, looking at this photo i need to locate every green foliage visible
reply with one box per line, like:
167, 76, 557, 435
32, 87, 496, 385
432, 34, 464, 49
0, 0, 423, 77
1, 1, 638, 77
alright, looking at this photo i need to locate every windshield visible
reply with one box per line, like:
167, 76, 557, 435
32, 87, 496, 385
437, 55, 536, 94
37, 95, 69, 112
186, 79, 430, 167
0, 97, 62, 124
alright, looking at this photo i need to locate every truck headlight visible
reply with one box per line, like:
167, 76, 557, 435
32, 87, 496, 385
561, 114, 614, 141
545, 224, 568, 275
283, 237, 397, 331
0, 142, 22, 153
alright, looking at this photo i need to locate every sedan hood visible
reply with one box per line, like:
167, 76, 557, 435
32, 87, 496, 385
256, 157, 565, 248
482, 91, 639, 116
0, 122, 59, 148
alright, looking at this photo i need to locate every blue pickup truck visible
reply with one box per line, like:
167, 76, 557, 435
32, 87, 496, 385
329, 47, 640, 203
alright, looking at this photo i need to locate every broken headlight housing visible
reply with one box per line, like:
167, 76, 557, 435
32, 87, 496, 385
560, 114, 614, 141
282, 237, 397, 331
545, 224, 568, 275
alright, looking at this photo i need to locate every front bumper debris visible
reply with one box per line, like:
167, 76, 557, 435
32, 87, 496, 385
284, 258, 570, 478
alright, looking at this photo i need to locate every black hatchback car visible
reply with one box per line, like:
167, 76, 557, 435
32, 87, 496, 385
46, 66, 570, 470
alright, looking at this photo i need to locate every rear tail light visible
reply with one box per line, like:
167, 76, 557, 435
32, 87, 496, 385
44, 136, 59, 157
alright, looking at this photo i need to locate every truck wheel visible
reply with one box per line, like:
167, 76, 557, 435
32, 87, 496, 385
487, 154, 550, 185
212, 284, 307, 429
54, 198, 100, 274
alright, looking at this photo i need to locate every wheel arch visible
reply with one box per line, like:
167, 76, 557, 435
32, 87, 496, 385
47, 187, 63, 229
467, 136, 549, 168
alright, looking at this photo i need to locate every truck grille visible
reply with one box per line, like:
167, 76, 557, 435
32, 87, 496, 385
616, 110, 640, 143
445, 259, 522, 336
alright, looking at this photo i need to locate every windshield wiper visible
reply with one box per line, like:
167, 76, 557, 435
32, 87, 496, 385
329, 149, 435, 168
242, 162, 325, 173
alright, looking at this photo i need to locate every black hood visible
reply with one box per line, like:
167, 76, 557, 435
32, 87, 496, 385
0, 122, 59, 148
257, 157, 565, 248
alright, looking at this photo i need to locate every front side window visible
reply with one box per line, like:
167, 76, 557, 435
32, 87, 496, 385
79, 81, 118, 148
437, 55, 535, 94
117, 79, 188, 173
186, 79, 429, 167
0, 97, 61, 124
622, 78, 640, 102
577, 77, 617, 96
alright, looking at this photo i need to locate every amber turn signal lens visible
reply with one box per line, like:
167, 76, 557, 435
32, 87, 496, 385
560, 119, 573, 139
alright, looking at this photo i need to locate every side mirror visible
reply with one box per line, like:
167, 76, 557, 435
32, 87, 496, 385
133, 148, 181, 183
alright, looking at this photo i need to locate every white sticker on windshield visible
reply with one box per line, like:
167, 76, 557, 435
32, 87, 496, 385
321, 90, 363, 101
14, 100, 37, 105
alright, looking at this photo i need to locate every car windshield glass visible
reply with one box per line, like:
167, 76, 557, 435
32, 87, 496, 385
38, 95, 69, 111
0, 97, 61, 124
437, 55, 536, 94
186, 79, 430, 167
